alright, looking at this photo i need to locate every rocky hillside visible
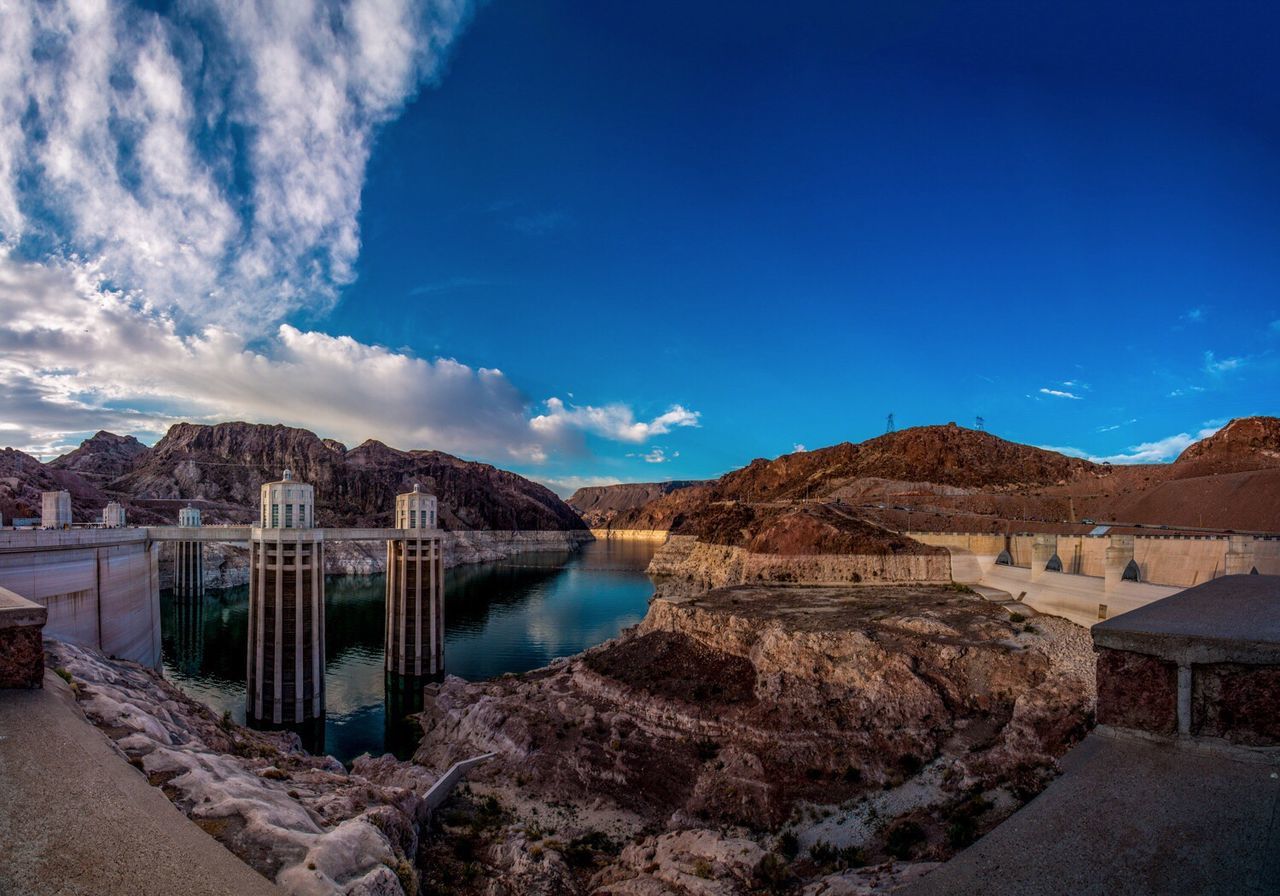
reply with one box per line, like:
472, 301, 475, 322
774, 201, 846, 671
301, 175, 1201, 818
47, 431, 148, 485
605, 418, 1280, 536
0, 447, 111, 523
566, 480, 704, 527
7, 422, 586, 531
108, 422, 586, 530
413, 581, 1095, 893
1171, 416, 1280, 478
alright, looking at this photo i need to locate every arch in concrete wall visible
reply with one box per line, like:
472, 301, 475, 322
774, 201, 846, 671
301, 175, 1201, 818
995, 550, 1012, 566
1045, 553, 1063, 573
1123, 559, 1141, 582
1252, 566, 1260, 575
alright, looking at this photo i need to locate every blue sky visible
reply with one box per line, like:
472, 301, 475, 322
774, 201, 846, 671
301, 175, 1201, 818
1, 2, 1277, 494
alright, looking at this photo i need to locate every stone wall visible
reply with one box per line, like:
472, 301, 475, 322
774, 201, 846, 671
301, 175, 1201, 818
648, 535, 951, 589
1095, 648, 1177, 735
0, 585, 47, 688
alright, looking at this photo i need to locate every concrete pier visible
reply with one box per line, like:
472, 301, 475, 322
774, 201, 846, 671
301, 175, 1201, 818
386, 485, 445, 677
246, 471, 326, 726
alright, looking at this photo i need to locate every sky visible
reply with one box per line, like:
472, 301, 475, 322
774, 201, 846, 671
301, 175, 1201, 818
0, 1, 1277, 495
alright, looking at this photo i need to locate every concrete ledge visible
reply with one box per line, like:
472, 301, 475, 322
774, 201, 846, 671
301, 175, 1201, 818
0, 585, 48, 688
1093, 575, 1280, 745
1093, 574, 1280, 664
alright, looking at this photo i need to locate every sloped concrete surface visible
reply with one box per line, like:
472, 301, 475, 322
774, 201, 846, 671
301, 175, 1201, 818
903, 731, 1280, 896
0, 670, 280, 896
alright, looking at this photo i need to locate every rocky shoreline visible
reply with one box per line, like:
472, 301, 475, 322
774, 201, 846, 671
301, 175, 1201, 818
66, 538, 1096, 895
159, 530, 596, 590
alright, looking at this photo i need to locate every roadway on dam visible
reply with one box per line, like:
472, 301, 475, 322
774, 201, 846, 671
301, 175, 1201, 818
0, 671, 280, 896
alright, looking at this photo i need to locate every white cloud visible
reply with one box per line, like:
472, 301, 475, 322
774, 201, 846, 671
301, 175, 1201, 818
1271, 319, 1280, 334
1095, 419, 1137, 433
531, 398, 700, 444
1168, 385, 1206, 398
0, 4, 703, 468
1203, 351, 1244, 375
1039, 388, 1083, 400
1040, 423, 1224, 465
0, 254, 697, 462
530, 475, 630, 498
0, 0, 471, 328
792, 443, 807, 453
1180, 308, 1205, 323
638, 447, 677, 464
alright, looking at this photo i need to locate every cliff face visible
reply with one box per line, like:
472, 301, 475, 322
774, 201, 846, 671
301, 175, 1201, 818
46, 430, 148, 485
1172, 416, 1280, 478
415, 582, 1094, 856
648, 535, 950, 589
60, 422, 586, 530
566, 480, 704, 527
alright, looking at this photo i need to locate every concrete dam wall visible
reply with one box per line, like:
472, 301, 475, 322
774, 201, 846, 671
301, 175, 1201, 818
0, 529, 161, 667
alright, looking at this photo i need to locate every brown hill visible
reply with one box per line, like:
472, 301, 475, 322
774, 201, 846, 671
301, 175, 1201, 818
608, 419, 1280, 537
679, 502, 944, 556
0, 448, 110, 523
714, 423, 1097, 502
566, 480, 704, 527
110, 422, 585, 530
49, 431, 149, 485
1171, 417, 1280, 479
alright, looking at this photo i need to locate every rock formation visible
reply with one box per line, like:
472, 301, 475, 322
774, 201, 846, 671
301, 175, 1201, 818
411, 581, 1095, 893
567, 480, 704, 528
49, 641, 438, 896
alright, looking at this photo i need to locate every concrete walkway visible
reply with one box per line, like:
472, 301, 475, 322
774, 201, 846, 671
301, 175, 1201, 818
0, 672, 281, 896
902, 731, 1280, 896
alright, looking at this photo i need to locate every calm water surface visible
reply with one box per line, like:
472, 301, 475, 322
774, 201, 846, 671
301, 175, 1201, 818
161, 539, 657, 763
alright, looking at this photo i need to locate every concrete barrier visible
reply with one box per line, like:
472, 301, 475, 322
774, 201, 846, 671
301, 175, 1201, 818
0, 585, 47, 687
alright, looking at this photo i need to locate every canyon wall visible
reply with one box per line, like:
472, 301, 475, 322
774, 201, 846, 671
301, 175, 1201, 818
162, 529, 596, 589
648, 535, 951, 589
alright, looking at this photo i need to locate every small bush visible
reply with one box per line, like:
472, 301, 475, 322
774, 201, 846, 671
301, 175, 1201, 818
694, 738, 720, 762
898, 753, 924, 776
885, 820, 926, 859
1008, 612, 1026, 623
777, 831, 799, 861
54, 667, 73, 685
692, 858, 714, 879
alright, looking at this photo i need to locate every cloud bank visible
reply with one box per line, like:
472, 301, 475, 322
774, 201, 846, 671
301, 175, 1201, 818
0, 2, 701, 465
0, 253, 695, 461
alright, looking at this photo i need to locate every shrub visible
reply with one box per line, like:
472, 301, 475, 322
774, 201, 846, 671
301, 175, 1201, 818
692, 858, 714, 879
1008, 612, 1026, 623
54, 667, 73, 685
898, 753, 924, 776
777, 831, 799, 861
885, 820, 926, 859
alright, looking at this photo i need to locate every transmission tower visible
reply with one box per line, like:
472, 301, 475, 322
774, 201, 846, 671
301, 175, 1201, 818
886, 413, 895, 434
975, 415, 985, 432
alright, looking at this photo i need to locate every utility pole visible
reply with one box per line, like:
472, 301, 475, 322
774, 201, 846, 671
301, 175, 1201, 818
975, 415, 985, 431
886, 412, 895, 434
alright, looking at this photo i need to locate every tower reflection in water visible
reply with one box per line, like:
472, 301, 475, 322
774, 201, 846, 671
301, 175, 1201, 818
169, 591, 205, 678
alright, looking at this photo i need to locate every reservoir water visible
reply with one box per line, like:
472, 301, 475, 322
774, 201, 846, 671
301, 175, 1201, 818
161, 538, 658, 763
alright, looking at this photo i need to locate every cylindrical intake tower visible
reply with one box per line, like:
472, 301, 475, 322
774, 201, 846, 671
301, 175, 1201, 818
386, 484, 444, 677
247, 470, 325, 725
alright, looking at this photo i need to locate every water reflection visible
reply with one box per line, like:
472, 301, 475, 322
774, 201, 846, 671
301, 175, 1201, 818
160, 538, 657, 763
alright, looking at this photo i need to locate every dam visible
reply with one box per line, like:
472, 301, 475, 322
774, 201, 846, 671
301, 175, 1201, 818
0, 478, 446, 715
